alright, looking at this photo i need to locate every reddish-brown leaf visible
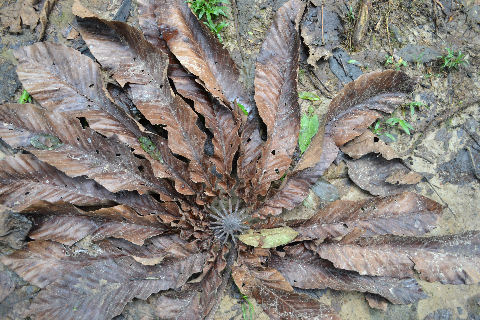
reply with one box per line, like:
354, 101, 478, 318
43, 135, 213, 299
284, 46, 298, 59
270, 244, 427, 304
143, 245, 230, 319
0, 154, 114, 211
341, 130, 396, 160
250, 0, 305, 196
27, 253, 205, 320
29, 212, 165, 246
313, 231, 480, 284
137, 0, 250, 110
75, 15, 215, 193
346, 154, 421, 196
293, 192, 441, 241
258, 71, 414, 217
170, 67, 241, 182
0, 241, 92, 288
256, 136, 338, 216
232, 263, 339, 320
14, 42, 188, 196
0, 103, 174, 196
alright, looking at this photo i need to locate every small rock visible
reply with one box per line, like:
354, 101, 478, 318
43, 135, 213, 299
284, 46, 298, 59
312, 179, 340, 203
423, 308, 453, 320
396, 44, 441, 64
0, 60, 20, 104
328, 48, 363, 84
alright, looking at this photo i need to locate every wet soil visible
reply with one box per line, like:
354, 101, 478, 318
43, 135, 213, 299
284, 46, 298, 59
0, 0, 479, 319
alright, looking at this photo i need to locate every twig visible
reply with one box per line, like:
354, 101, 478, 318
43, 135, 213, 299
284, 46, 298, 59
321, 2, 324, 45
466, 147, 480, 182
400, 159, 455, 216
426, 179, 456, 216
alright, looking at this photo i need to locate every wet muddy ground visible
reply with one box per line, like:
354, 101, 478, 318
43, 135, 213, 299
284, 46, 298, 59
0, 0, 479, 319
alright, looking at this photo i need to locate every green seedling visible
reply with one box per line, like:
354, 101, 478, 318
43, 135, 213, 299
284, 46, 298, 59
298, 91, 320, 101
237, 102, 248, 115
347, 5, 355, 22
369, 120, 396, 142
298, 106, 319, 153
18, 89, 32, 104
404, 101, 428, 117
347, 59, 361, 66
240, 294, 254, 320
188, 0, 229, 42
386, 117, 413, 135
439, 48, 468, 70
385, 55, 408, 70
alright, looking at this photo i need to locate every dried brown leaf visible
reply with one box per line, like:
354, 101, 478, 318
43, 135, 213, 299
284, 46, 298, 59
0, 154, 115, 211
75, 15, 216, 192
341, 130, 397, 160
257, 136, 338, 217
137, 0, 250, 109
293, 192, 441, 241
314, 231, 480, 284
346, 154, 421, 196
270, 244, 427, 304
251, 0, 304, 196
0, 240, 92, 288
259, 70, 413, 217
150, 245, 229, 319
14, 42, 186, 196
232, 262, 339, 320
385, 170, 423, 185
0, 103, 174, 196
27, 253, 205, 320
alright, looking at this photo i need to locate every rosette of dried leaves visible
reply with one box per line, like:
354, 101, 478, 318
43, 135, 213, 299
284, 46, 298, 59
0, 0, 479, 319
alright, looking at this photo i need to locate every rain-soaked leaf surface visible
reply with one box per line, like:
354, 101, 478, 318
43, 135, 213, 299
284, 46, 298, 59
292, 192, 442, 241
312, 231, 480, 284
346, 154, 422, 196
0, 0, 477, 319
250, 0, 304, 197
232, 256, 339, 320
258, 70, 413, 217
270, 244, 427, 304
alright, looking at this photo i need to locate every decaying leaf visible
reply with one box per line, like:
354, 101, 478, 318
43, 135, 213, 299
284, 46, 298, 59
292, 192, 441, 242
249, 0, 304, 197
346, 154, 422, 196
238, 227, 298, 249
0, 0, 477, 319
313, 231, 480, 284
270, 244, 427, 305
341, 130, 396, 160
232, 257, 339, 320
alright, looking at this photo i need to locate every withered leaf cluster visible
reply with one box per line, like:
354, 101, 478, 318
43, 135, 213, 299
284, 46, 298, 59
0, 0, 479, 319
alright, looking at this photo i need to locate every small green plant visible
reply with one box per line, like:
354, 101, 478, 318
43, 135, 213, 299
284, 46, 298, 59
386, 117, 413, 135
188, 0, 229, 42
347, 5, 355, 22
384, 55, 408, 70
347, 59, 361, 66
298, 91, 320, 101
237, 102, 248, 115
439, 48, 468, 70
298, 106, 319, 153
18, 89, 32, 104
240, 294, 254, 320
369, 120, 396, 141
404, 101, 428, 117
